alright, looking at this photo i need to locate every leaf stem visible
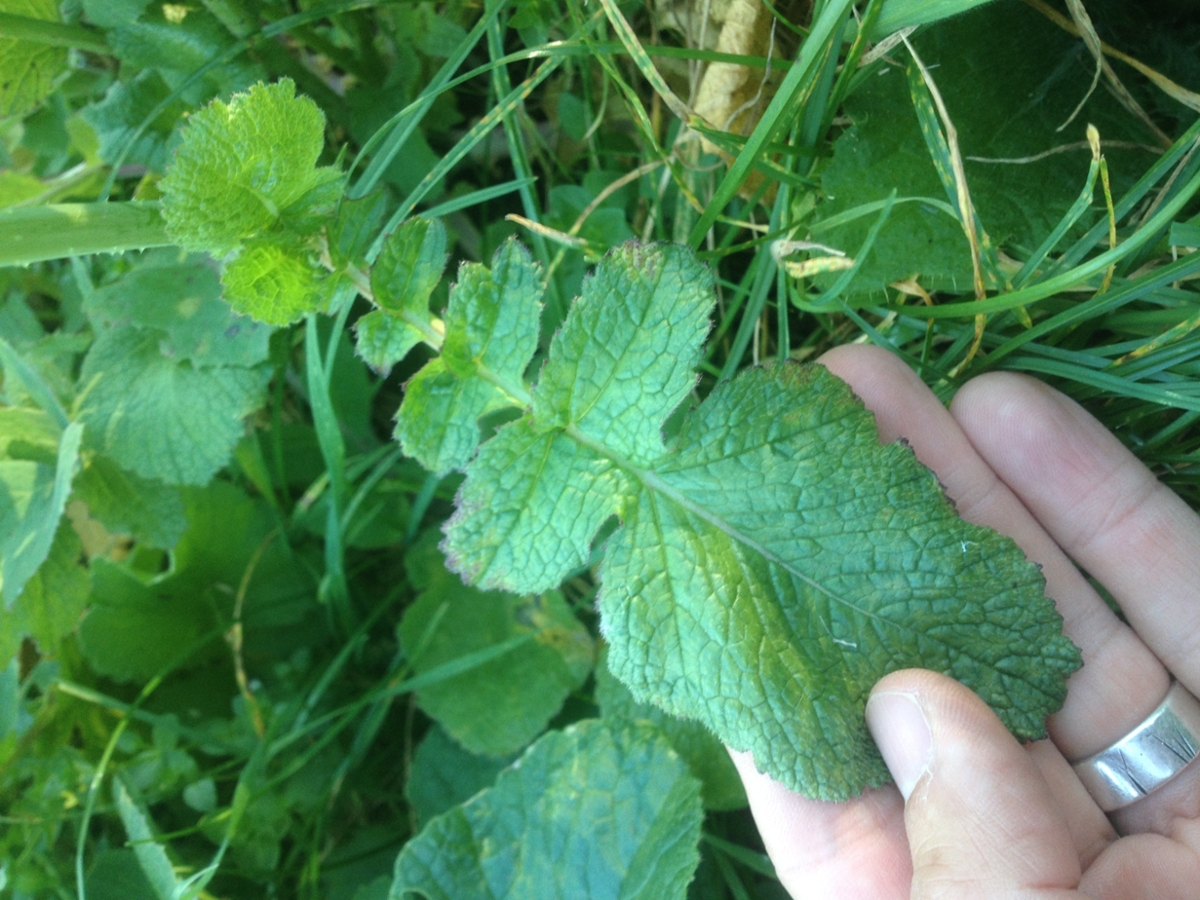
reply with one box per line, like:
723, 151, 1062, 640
0, 202, 171, 266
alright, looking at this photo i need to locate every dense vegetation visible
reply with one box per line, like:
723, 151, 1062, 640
2, 0, 1198, 897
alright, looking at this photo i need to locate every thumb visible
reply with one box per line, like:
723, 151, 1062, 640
865, 669, 1083, 899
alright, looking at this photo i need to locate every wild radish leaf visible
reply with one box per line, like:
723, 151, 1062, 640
429, 241, 1080, 799
595, 647, 746, 811
399, 534, 593, 757
393, 238, 541, 476
78, 327, 271, 485
0, 0, 68, 118
355, 217, 448, 373
390, 720, 703, 900
159, 79, 340, 256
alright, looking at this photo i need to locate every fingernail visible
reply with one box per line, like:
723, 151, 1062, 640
866, 691, 932, 800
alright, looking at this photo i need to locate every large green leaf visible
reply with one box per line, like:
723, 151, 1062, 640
78, 481, 316, 681
83, 253, 273, 367
398, 535, 593, 757
816, 0, 1152, 300
404, 241, 1081, 800
389, 720, 703, 900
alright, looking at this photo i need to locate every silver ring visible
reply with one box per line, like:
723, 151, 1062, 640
1072, 681, 1200, 811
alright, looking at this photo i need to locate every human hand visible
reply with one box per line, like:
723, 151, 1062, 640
732, 344, 1200, 899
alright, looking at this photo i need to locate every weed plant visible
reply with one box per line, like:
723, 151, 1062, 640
0, 0, 1198, 897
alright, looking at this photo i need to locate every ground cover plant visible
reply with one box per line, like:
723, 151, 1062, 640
1, 0, 1199, 897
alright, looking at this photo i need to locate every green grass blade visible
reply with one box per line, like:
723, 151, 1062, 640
349, 0, 505, 199
370, 55, 564, 260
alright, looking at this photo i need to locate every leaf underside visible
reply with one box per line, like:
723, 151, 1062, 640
398, 240, 1081, 800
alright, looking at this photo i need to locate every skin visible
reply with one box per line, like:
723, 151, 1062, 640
733, 344, 1200, 900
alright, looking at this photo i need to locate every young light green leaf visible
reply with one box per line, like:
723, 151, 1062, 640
221, 239, 328, 326
393, 238, 541, 475
398, 535, 593, 757
159, 78, 341, 256
389, 720, 703, 900
439, 241, 1080, 799
78, 327, 271, 486
354, 217, 448, 373
0, 0, 69, 118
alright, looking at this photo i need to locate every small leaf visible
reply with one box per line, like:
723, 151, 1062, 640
389, 720, 703, 900
354, 309, 424, 374
398, 535, 592, 756
394, 238, 541, 475
371, 218, 447, 315
221, 239, 327, 326
328, 190, 391, 270
0, 522, 88, 667
159, 79, 340, 256
352, 217, 448, 373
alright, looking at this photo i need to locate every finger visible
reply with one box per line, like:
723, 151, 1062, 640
819, 346, 1124, 847
820, 347, 1165, 742
950, 371, 1200, 834
731, 751, 911, 900
949, 372, 1200, 704
867, 669, 1083, 899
